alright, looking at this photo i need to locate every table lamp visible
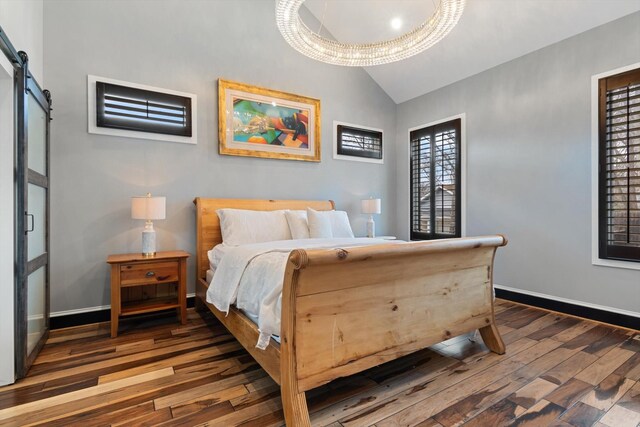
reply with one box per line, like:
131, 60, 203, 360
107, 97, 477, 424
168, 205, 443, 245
361, 197, 381, 238
131, 193, 166, 257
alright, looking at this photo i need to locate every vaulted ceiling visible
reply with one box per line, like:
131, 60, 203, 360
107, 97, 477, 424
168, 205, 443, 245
304, 0, 640, 103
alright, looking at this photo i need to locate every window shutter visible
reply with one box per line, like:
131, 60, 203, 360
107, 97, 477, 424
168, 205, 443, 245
411, 131, 431, 235
336, 125, 382, 160
599, 68, 640, 262
410, 118, 461, 240
96, 82, 192, 137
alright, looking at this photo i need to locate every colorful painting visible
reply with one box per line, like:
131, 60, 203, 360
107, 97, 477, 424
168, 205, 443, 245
219, 79, 321, 162
232, 99, 309, 149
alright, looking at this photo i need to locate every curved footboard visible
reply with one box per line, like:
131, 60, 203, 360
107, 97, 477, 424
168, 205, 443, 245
279, 235, 507, 426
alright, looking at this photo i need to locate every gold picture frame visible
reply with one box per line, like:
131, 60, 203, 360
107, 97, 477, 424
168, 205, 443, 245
218, 79, 321, 162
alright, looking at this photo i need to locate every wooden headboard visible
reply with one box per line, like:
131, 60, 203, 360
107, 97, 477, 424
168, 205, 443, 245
193, 198, 335, 281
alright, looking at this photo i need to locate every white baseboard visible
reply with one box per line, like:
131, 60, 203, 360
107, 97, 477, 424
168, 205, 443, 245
494, 284, 640, 319
50, 293, 196, 318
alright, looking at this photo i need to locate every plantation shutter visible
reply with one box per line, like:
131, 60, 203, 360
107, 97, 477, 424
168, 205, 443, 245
599, 68, 640, 262
410, 118, 461, 240
336, 125, 383, 159
96, 82, 192, 137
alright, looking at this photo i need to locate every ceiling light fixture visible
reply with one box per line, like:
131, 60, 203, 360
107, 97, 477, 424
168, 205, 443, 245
275, 0, 466, 67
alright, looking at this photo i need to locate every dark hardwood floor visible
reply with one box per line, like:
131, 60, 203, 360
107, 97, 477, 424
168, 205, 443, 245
0, 299, 638, 426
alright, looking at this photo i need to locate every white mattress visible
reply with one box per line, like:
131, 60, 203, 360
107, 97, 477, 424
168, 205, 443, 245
206, 238, 402, 349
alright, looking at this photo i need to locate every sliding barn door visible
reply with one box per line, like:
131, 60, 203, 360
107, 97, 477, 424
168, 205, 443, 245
15, 52, 52, 378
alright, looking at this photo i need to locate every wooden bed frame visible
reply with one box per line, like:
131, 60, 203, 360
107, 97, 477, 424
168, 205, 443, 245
193, 198, 508, 426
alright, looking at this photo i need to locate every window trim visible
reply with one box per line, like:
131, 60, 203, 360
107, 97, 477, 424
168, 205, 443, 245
333, 120, 384, 164
407, 113, 466, 239
591, 62, 640, 271
87, 75, 197, 145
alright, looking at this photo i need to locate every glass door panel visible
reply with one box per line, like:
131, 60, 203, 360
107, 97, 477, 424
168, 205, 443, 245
27, 183, 46, 260
27, 92, 47, 176
26, 266, 46, 355
15, 57, 51, 378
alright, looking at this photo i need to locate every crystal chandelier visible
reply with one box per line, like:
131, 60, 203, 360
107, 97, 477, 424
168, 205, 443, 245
275, 0, 466, 67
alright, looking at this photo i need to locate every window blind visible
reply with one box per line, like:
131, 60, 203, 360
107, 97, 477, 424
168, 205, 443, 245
336, 125, 382, 159
410, 118, 461, 240
96, 82, 192, 137
599, 68, 640, 262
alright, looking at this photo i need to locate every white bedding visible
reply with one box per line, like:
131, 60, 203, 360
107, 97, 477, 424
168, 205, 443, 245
206, 238, 400, 349
208, 243, 232, 272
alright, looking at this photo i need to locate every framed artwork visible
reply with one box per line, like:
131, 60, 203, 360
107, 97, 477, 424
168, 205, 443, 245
333, 120, 383, 164
218, 79, 321, 162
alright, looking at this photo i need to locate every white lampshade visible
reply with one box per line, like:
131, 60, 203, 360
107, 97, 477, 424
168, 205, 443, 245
361, 198, 381, 215
131, 195, 166, 220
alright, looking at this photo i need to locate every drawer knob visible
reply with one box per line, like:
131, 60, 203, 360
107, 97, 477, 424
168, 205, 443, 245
146, 271, 155, 277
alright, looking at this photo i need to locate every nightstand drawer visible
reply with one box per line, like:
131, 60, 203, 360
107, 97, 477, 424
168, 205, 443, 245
120, 261, 179, 287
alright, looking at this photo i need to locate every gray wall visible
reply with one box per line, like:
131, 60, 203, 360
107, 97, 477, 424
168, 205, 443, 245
396, 12, 640, 313
44, 0, 397, 313
0, 0, 43, 83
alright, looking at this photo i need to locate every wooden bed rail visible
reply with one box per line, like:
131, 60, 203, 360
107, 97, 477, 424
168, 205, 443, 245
288, 235, 507, 268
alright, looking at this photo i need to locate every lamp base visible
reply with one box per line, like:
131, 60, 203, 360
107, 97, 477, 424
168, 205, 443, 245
366, 216, 375, 238
141, 223, 156, 257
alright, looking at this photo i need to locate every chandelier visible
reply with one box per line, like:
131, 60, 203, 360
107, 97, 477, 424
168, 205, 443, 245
275, 0, 466, 67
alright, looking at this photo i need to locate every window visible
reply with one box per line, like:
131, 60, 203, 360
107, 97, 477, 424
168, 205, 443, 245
88, 75, 197, 145
410, 118, 461, 240
598, 67, 640, 262
333, 121, 383, 163
96, 81, 192, 137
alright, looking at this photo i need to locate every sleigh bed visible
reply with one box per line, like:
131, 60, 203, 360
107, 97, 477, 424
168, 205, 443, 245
193, 197, 507, 426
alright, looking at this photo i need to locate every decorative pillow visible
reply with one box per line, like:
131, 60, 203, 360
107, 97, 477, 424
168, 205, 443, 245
307, 208, 355, 238
285, 210, 310, 239
330, 210, 355, 238
307, 208, 333, 238
217, 209, 292, 246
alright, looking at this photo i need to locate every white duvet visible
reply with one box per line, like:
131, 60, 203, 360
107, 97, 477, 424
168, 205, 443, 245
207, 238, 399, 349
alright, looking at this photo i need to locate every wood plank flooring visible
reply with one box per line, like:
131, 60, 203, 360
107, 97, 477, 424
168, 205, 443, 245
0, 299, 638, 426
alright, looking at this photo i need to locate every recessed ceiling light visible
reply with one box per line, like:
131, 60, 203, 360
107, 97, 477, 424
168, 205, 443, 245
390, 17, 402, 30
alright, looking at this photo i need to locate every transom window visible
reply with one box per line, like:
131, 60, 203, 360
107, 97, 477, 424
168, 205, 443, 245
337, 125, 382, 160
96, 81, 192, 137
410, 118, 461, 240
334, 122, 383, 163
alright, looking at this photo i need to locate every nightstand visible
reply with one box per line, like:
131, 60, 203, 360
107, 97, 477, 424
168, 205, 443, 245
107, 250, 189, 338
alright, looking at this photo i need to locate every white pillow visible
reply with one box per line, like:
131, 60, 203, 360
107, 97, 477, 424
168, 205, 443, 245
285, 210, 310, 239
307, 208, 333, 238
217, 209, 292, 246
307, 208, 355, 238
329, 210, 355, 238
